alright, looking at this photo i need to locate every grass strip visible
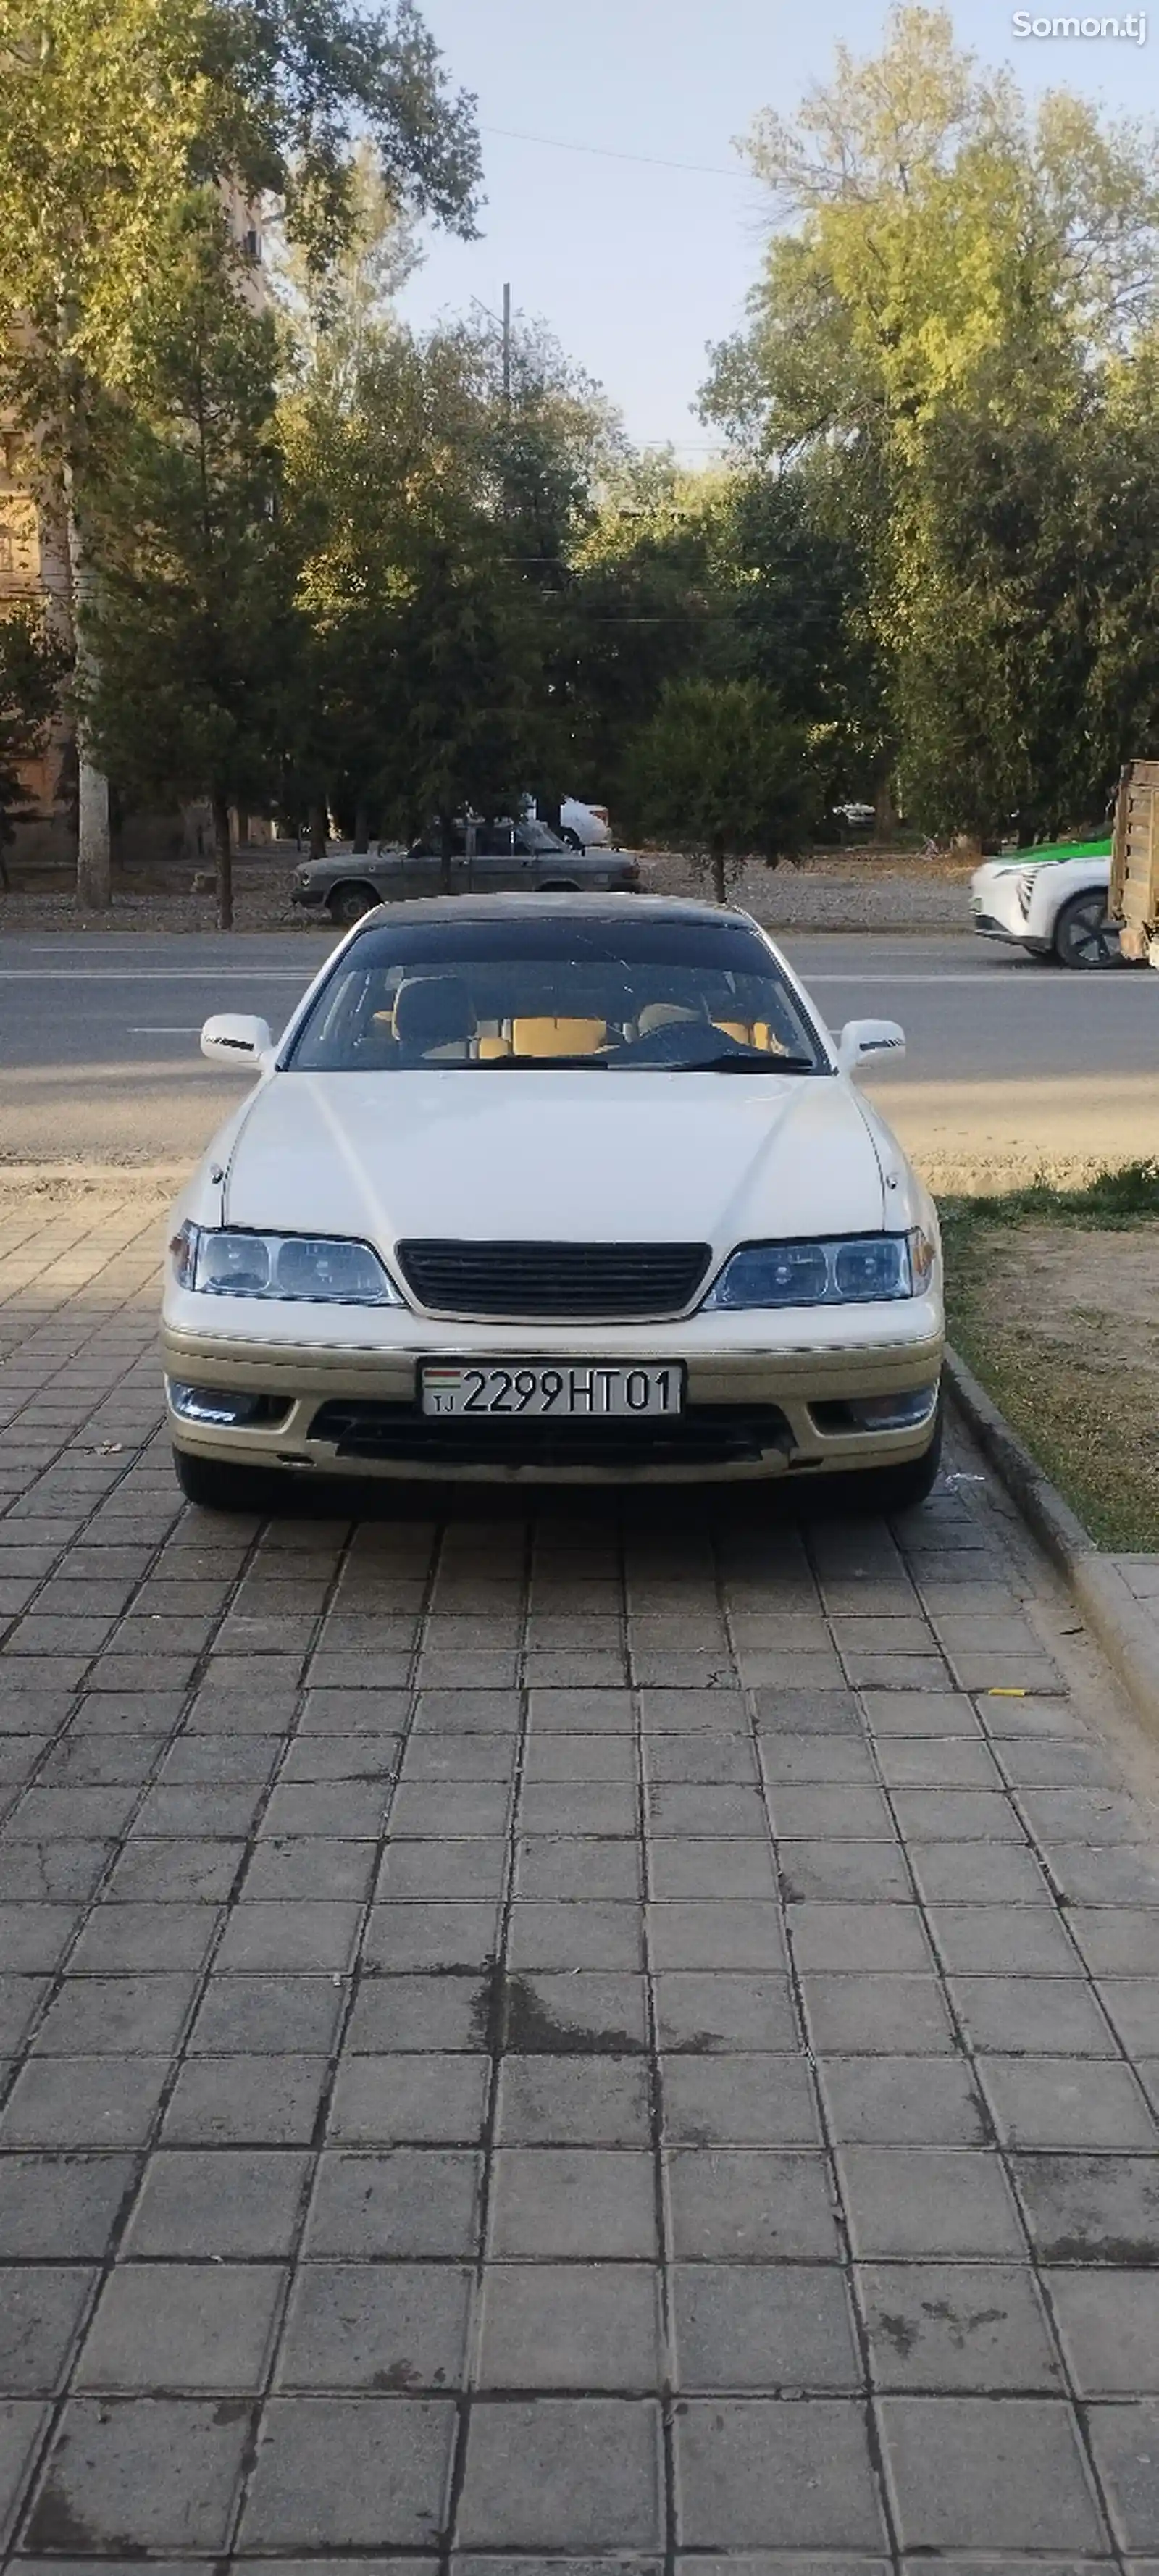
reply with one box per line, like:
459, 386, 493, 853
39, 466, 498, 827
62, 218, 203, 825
940, 1161, 1159, 1552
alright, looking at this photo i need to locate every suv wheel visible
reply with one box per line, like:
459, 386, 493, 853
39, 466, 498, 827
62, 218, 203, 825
1053, 890, 1121, 969
327, 882, 377, 925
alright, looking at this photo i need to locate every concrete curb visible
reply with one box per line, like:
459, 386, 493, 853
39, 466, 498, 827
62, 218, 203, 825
945, 1345, 1159, 1741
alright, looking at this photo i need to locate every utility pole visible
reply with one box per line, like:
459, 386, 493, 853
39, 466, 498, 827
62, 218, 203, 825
502, 282, 511, 412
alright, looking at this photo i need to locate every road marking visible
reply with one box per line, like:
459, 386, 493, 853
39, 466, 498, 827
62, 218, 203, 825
806, 971, 1155, 986
0, 969, 309, 982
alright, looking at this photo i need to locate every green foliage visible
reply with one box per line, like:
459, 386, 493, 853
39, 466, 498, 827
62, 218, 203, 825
941, 1161, 1159, 1238
0, 0, 480, 439
0, 608, 69, 847
80, 206, 298, 845
629, 676, 821, 897
280, 306, 619, 841
555, 459, 725, 816
703, 4, 1159, 837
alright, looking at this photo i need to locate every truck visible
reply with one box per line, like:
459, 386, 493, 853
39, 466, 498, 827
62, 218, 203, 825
1109, 759, 1159, 968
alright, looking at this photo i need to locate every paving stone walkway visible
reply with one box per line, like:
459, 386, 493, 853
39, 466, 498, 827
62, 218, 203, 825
2, 1189, 1159, 2571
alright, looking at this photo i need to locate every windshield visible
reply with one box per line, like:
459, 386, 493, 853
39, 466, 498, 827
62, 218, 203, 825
285, 914, 829, 1074
519, 822, 568, 852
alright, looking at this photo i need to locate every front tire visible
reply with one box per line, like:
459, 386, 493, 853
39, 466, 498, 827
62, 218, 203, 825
327, 882, 377, 926
858, 1398, 944, 1513
172, 1447, 272, 1512
560, 827, 585, 853
1053, 890, 1121, 969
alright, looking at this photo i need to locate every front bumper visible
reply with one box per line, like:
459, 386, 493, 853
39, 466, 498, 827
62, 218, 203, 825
971, 913, 1048, 953
162, 1302, 944, 1485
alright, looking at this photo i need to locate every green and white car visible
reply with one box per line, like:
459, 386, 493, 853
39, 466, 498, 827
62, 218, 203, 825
971, 837, 1119, 969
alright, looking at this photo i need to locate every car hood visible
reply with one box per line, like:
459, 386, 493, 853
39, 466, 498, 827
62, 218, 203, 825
222, 1069, 889, 1259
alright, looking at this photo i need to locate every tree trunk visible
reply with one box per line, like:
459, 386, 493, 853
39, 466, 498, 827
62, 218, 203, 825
439, 812, 453, 898
873, 777, 898, 847
211, 792, 233, 932
352, 801, 369, 856
64, 489, 111, 911
711, 845, 727, 907
309, 800, 328, 860
76, 756, 111, 910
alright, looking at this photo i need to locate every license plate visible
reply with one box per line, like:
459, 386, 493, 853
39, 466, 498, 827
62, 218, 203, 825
421, 1362, 685, 1418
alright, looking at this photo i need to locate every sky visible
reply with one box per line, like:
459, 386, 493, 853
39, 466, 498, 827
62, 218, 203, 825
398, 0, 1157, 453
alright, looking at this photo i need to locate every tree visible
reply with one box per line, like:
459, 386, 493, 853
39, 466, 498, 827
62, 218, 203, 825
714, 466, 886, 814
629, 676, 821, 903
561, 458, 726, 824
0, 0, 480, 903
0, 607, 69, 882
701, 6, 1159, 836
890, 382, 1159, 840
81, 207, 299, 927
279, 305, 621, 864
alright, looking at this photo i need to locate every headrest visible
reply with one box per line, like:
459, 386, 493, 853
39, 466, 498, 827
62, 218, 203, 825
510, 1016, 608, 1058
393, 977, 473, 1053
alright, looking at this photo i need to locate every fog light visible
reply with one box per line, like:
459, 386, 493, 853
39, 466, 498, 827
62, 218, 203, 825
167, 1381, 290, 1428
812, 1386, 939, 1434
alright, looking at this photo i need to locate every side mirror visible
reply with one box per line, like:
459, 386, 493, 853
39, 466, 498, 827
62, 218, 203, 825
835, 1017, 906, 1074
200, 1013, 274, 1072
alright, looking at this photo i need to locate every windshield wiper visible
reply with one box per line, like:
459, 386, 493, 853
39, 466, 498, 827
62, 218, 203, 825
485, 1055, 609, 1070
669, 1053, 819, 1074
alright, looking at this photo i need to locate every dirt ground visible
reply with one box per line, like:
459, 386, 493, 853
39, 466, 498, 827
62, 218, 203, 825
945, 1216, 1159, 1550
0, 842, 975, 935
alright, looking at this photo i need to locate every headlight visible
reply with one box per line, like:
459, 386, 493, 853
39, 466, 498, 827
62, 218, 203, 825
703, 1229, 936, 1310
1016, 868, 1037, 917
170, 1222, 401, 1305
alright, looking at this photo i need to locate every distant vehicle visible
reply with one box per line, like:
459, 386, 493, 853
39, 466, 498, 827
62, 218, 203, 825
559, 796, 612, 850
970, 837, 1123, 969
292, 819, 640, 925
832, 801, 875, 830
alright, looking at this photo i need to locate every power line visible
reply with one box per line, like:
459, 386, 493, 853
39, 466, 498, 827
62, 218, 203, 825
481, 124, 747, 180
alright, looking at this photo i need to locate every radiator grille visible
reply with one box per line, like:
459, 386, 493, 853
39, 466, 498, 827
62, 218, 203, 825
395, 1239, 712, 1321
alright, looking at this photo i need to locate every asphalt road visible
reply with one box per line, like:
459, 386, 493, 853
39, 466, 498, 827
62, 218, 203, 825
1, 927, 1156, 1180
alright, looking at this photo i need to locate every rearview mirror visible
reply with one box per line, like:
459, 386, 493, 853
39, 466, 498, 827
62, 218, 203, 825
200, 1013, 274, 1072
835, 1018, 905, 1074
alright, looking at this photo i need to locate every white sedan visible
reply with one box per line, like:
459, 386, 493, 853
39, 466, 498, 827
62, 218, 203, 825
162, 897, 944, 1510
970, 846, 1121, 968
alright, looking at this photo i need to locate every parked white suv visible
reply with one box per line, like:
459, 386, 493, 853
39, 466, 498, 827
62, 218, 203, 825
970, 841, 1121, 969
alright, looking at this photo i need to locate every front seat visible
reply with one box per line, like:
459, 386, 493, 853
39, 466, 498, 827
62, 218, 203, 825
393, 977, 474, 1061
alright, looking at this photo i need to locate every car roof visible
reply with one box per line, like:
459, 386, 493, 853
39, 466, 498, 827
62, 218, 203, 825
346, 893, 762, 929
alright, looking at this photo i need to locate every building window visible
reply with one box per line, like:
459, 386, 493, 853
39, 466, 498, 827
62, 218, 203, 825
0, 528, 16, 575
